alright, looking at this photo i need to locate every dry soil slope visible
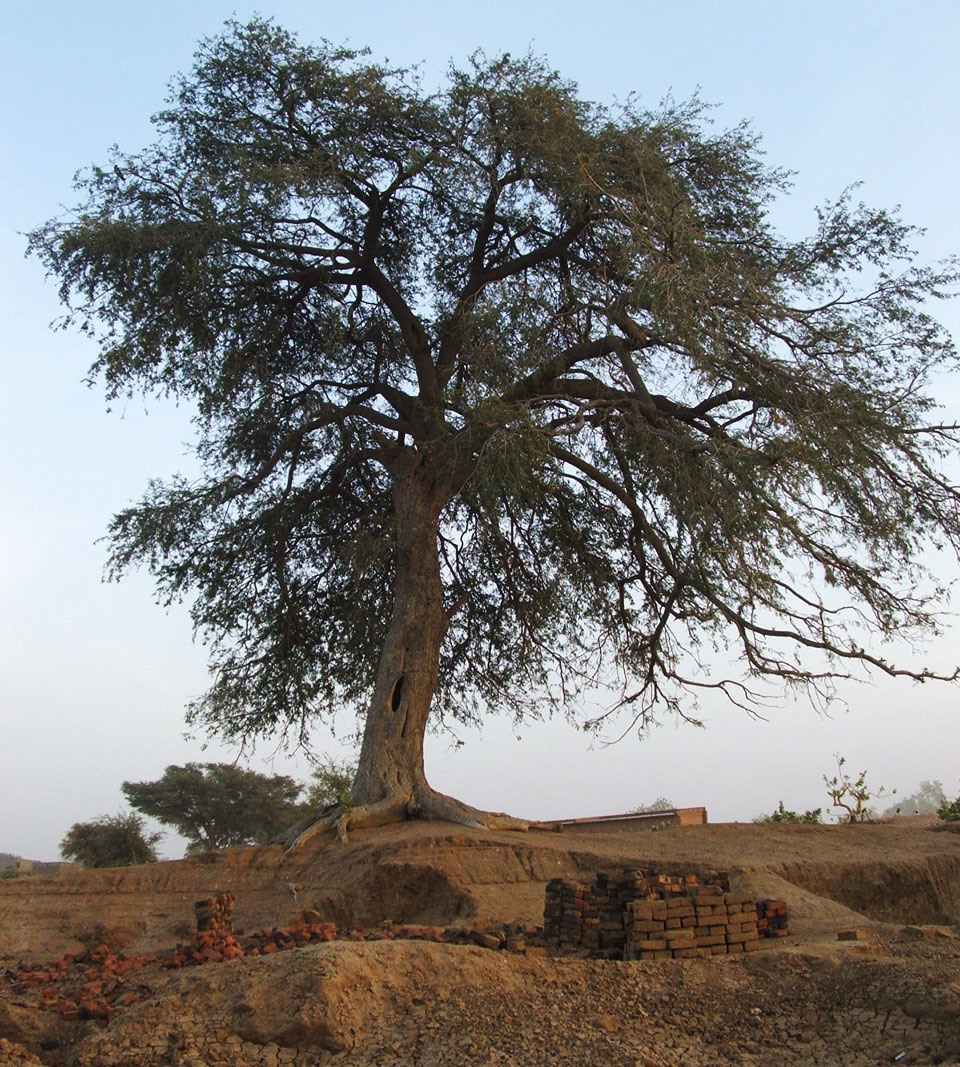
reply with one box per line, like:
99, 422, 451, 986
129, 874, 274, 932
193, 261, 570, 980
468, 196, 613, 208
2, 817, 960, 1066
3, 816, 959, 960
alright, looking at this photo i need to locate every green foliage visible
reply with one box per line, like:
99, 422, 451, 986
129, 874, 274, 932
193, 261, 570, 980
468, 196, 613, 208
881, 779, 946, 817
122, 763, 306, 853
631, 797, 675, 814
60, 813, 162, 868
304, 758, 357, 811
757, 801, 823, 825
29, 18, 960, 762
937, 790, 960, 822
824, 754, 894, 823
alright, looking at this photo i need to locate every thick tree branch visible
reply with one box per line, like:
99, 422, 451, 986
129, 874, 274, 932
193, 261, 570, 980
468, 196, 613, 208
503, 335, 640, 405
359, 261, 439, 403
437, 216, 591, 388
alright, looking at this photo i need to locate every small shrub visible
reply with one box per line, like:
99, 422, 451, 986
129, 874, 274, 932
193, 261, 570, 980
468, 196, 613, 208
937, 792, 960, 822
824, 754, 894, 823
758, 801, 822, 825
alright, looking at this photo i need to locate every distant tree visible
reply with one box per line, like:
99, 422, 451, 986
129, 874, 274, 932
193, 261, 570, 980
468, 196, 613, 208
881, 779, 946, 818
304, 758, 358, 811
60, 813, 161, 868
631, 796, 675, 814
122, 763, 305, 853
31, 19, 960, 845
824, 754, 894, 823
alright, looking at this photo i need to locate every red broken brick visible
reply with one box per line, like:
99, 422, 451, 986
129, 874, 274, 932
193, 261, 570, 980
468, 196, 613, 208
58, 1000, 80, 1021
79, 999, 113, 1022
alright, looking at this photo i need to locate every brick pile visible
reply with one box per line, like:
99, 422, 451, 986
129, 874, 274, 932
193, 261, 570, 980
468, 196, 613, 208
543, 880, 591, 949
624, 887, 760, 960
194, 891, 235, 934
7, 942, 157, 1024
544, 870, 789, 960
1, 917, 548, 1033
2, 884, 792, 1042
756, 898, 789, 937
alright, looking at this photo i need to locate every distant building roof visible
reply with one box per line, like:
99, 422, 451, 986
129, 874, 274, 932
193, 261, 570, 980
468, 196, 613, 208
543, 807, 708, 831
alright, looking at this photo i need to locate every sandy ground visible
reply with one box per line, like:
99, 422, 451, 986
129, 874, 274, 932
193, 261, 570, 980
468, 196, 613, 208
2, 815, 959, 1065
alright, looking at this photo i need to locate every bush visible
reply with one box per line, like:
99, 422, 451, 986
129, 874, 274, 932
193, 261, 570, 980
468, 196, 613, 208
60, 813, 162, 868
937, 791, 960, 822
757, 801, 823, 825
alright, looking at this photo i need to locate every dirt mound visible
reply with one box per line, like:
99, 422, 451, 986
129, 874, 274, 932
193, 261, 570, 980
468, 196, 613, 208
10, 941, 960, 1066
2, 816, 959, 1065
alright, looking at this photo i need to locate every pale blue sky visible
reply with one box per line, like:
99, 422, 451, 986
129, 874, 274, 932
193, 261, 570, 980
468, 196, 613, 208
2, 2, 959, 859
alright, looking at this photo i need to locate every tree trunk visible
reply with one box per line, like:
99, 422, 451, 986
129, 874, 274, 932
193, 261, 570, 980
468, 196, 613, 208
351, 453, 448, 818
285, 451, 539, 849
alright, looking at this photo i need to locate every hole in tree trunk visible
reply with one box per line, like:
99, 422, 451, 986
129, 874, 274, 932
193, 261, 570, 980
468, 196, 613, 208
390, 675, 404, 713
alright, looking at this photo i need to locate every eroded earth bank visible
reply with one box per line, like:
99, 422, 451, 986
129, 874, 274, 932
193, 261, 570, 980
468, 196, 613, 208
2, 817, 959, 1065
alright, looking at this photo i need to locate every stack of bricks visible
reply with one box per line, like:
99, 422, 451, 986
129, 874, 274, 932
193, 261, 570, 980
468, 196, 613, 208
654, 872, 698, 899
580, 884, 601, 951
591, 873, 623, 957
692, 886, 759, 956
596, 871, 642, 956
544, 869, 780, 961
193, 891, 235, 934
543, 879, 592, 950
620, 885, 762, 960
626, 896, 694, 960
755, 898, 789, 938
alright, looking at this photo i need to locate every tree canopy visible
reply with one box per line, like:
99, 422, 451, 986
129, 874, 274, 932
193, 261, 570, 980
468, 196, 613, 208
60, 813, 162, 868
31, 19, 960, 838
881, 779, 947, 818
122, 763, 306, 853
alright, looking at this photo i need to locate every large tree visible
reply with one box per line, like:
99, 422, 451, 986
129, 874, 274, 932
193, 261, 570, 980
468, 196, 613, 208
32, 20, 960, 842
122, 763, 307, 853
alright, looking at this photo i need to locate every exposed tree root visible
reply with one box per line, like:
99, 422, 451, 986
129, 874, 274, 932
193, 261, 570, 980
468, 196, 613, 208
413, 785, 541, 832
283, 785, 546, 854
